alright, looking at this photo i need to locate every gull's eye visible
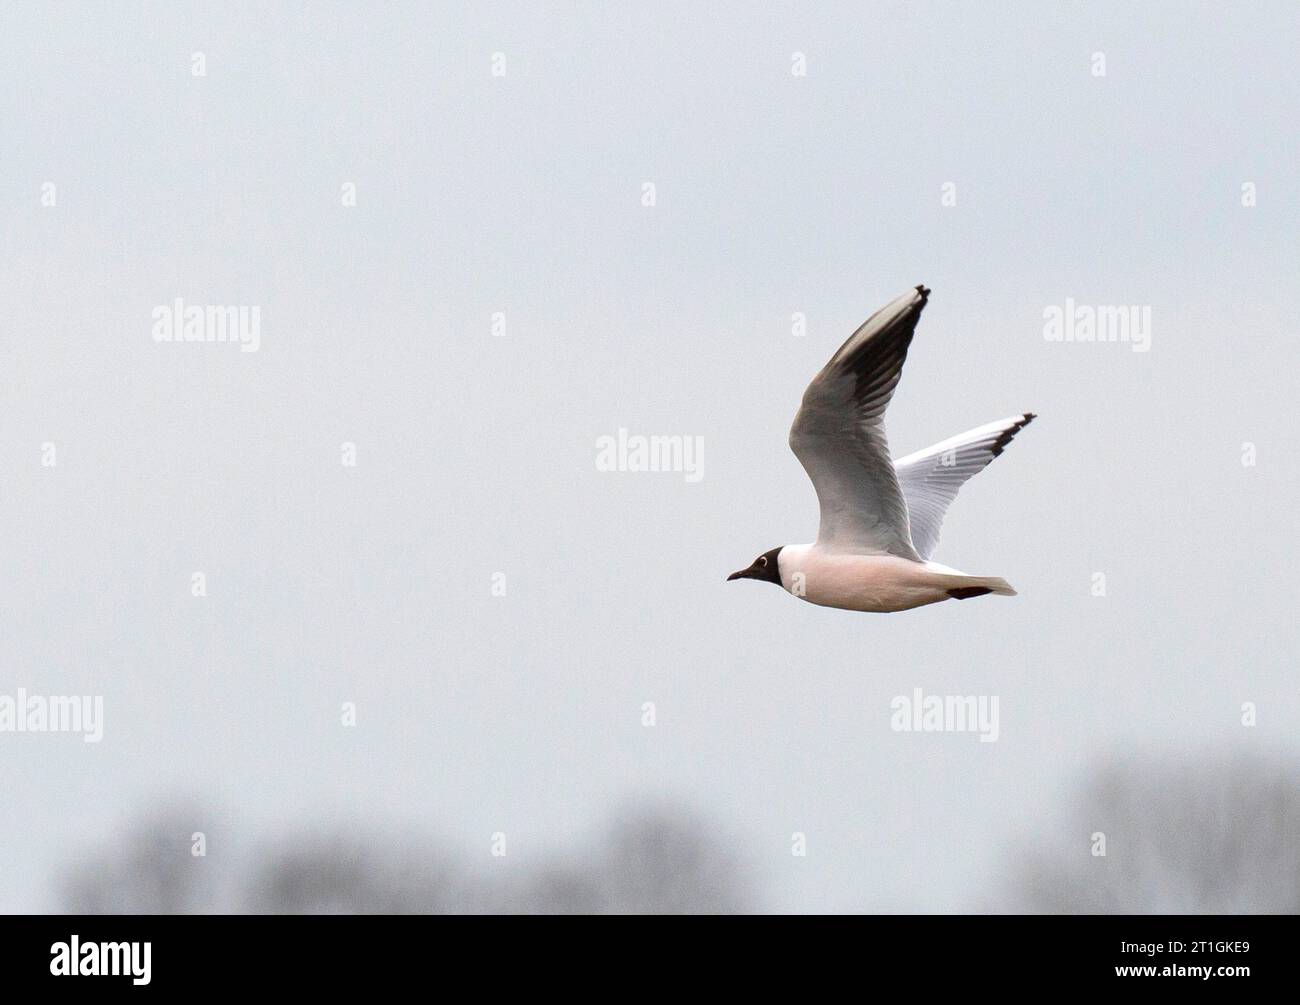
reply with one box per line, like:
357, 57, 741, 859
757, 556, 768, 567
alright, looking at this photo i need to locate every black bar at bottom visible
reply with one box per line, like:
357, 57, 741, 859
0, 914, 1278, 990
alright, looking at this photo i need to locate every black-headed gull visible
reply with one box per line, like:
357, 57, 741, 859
728, 285, 1035, 613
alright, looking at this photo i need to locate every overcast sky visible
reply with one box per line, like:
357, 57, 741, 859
2, 2, 1297, 912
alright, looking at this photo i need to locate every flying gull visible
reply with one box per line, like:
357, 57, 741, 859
728, 285, 1035, 613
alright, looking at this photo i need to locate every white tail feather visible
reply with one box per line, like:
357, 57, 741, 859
977, 576, 1017, 597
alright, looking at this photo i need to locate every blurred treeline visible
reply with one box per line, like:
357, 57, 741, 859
61, 801, 754, 914
60, 753, 1300, 913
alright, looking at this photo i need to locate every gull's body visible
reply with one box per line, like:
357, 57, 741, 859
728, 285, 1035, 614
775, 547, 1008, 614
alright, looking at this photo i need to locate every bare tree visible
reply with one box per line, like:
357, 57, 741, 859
593, 803, 753, 913
514, 803, 753, 914
999, 752, 1300, 913
61, 802, 221, 914
244, 828, 467, 914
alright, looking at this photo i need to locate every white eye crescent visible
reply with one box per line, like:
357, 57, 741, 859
757, 557, 768, 567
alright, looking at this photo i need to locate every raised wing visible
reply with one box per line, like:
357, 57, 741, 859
788, 286, 929, 559
894, 413, 1036, 560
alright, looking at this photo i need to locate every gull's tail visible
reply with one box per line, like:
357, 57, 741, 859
947, 576, 1017, 600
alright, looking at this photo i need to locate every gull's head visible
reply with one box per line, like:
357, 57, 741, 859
727, 547, 784, 586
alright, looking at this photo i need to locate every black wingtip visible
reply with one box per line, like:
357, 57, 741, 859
915, 284, 930, 302
990, 412, 1038, 457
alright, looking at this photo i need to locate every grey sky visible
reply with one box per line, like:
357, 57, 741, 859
2, 3, 1297, 912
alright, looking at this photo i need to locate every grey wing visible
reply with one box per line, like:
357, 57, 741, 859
788, 286, 930, 559
894, 413, 1036, 560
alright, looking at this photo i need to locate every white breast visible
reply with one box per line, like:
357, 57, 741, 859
778, 544, 957, 613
